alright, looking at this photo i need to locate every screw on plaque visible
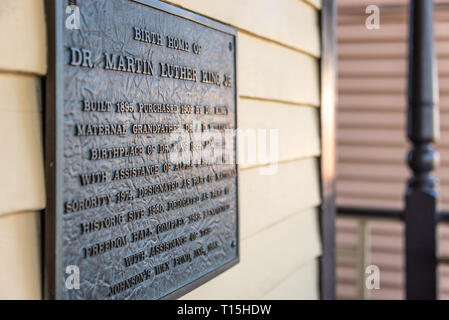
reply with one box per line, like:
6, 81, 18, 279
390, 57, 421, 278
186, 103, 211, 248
69, 0, 77, 5
228, 42, 232, 51
231, 240, 236, 248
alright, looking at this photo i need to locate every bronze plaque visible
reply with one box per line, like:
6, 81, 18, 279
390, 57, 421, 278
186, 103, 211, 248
45, 0, 238, 299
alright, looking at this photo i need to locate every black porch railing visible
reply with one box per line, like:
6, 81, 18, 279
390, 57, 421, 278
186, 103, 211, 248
334, 0, 441, 300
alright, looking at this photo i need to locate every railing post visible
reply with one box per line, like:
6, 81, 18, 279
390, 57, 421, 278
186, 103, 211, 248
406, 0, 439, 300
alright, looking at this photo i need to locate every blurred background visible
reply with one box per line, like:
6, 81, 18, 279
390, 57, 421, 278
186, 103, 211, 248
335, 0, 449, 299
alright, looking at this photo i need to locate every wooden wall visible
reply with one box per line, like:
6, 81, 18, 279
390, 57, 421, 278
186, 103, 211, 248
0, 0, 325, 299
336, 0, 449, 300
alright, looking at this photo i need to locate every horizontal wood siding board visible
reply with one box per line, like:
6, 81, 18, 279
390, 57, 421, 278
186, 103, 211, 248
163, 0, 320, 57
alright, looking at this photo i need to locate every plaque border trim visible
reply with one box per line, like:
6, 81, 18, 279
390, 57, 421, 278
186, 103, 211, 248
44, 0, 239, 300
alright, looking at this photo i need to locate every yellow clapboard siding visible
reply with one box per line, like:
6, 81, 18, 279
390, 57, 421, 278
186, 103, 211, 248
338, 93, 406, 111
238, 33, 320, 106
339, 41, 449, 59
0, 211, 41, 299
338, 22, 449, 43
239, 157, 321, 239
337, 196, 403, 210
337, 162, 408, 182
238, 98, 320, 170
181, 207, 322, 299
340, 58, 449, 76
260, 259, 319, 300
0, 0, 46, 75
338, 128, 405, 147
163, 0, 320, 57
337, 180, 405, 203
368, 288, 403, 300
0, 73, 45, 216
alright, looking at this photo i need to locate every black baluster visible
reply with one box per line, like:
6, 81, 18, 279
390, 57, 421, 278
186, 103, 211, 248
405, 0, 439, 300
